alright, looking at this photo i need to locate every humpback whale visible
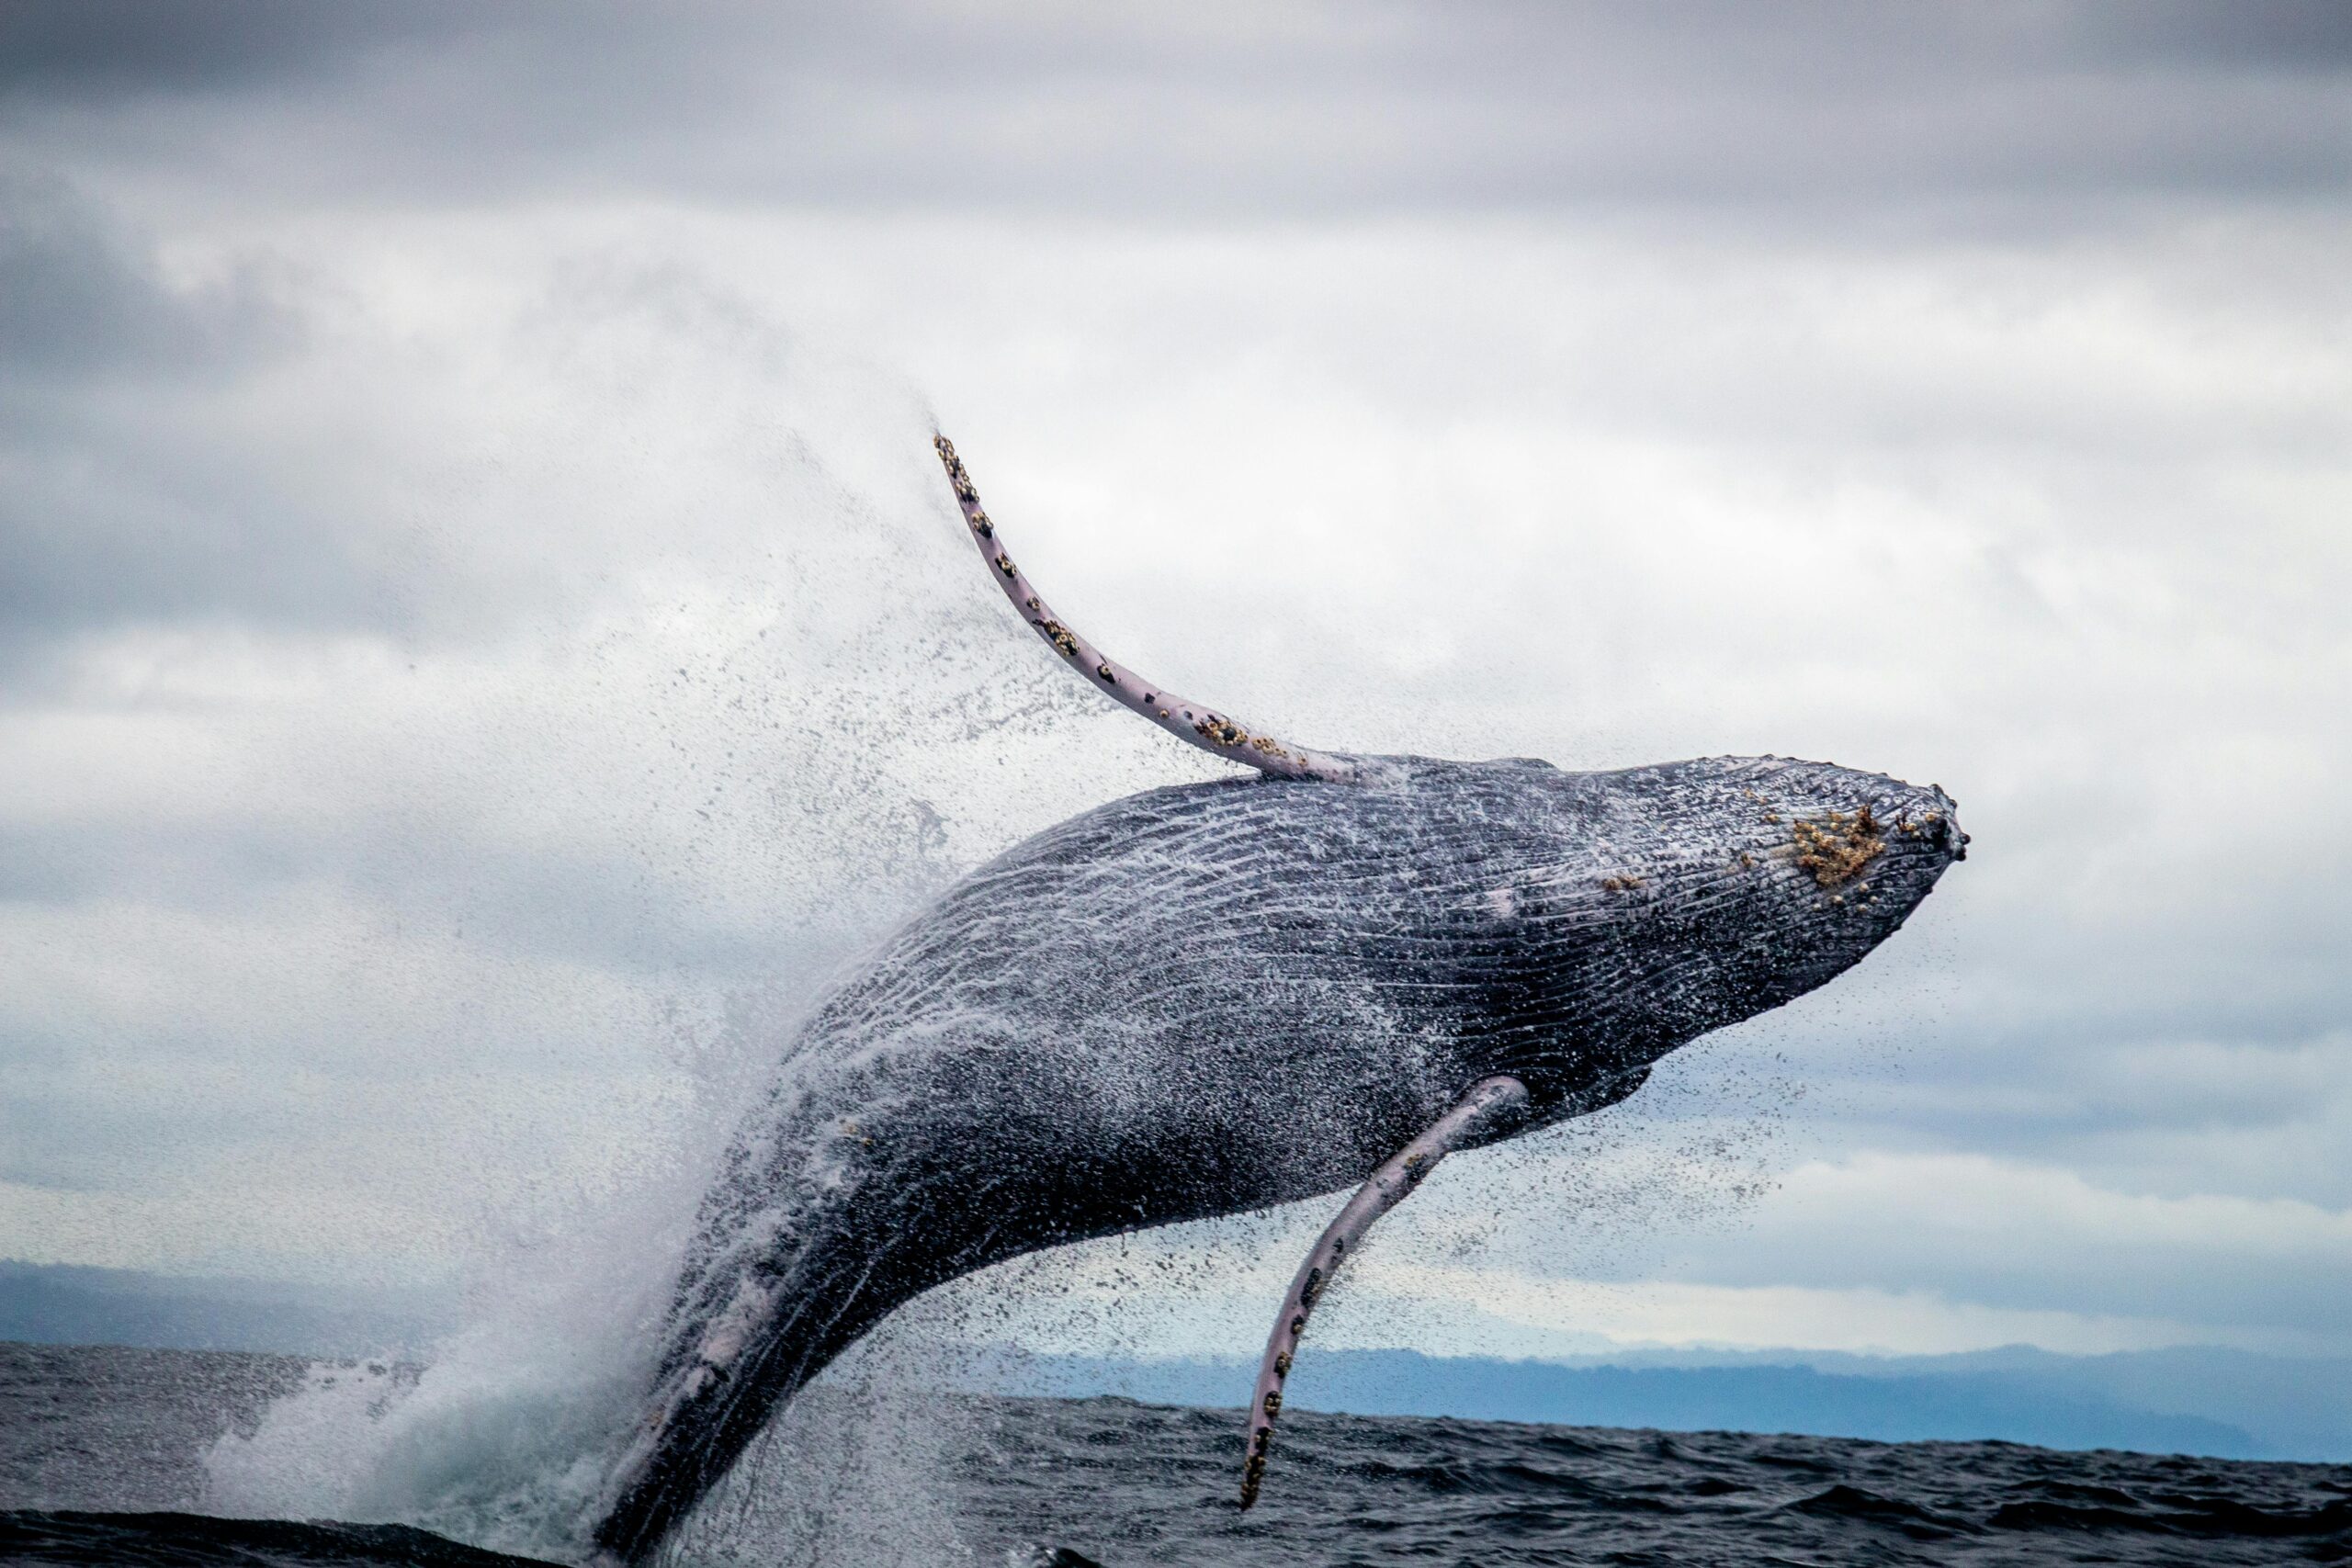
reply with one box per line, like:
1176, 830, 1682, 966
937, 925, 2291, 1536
586, 436, 1967, 1558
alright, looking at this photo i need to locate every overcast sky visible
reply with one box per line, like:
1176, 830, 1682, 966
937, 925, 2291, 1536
4, 0, 2350, 1374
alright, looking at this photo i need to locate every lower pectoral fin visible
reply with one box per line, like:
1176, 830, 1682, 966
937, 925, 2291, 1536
1238, 1074, 1531, 1511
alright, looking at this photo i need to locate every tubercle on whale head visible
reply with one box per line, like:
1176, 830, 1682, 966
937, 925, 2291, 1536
1425, 754, 1966, 1112
1713, 760, 1964, 943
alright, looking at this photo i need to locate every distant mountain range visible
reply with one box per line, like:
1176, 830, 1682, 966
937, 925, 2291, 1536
8, 1258, 2347, 1463
980, 1346, 2352, 1463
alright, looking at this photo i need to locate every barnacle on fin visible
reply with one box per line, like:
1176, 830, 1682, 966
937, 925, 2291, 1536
1195, 716, 1249, 748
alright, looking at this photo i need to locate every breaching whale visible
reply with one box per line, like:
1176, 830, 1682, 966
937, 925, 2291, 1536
586, 436, 1967, 1558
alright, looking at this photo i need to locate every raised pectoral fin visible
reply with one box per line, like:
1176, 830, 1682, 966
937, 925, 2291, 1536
1238, 1075, 1531, 1511
931, 434, 1360, 784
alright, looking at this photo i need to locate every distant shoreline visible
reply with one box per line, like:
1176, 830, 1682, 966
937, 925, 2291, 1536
6, 1253, 2349, 1465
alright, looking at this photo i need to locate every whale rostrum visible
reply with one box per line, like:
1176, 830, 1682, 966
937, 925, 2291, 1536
584, 436, 1968, 1560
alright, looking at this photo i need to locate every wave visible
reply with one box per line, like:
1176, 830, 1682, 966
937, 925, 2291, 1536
9, 1344, 2351, 1567
0, 1509, 554, 1568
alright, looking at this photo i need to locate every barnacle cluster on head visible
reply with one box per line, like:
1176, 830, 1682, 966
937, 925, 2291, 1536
1792, 806, 1885, 886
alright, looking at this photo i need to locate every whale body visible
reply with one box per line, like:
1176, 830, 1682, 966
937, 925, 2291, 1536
589, 749, 1965, 1557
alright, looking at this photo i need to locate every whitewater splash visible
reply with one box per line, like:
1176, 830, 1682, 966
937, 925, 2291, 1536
190, 378, 1112, 1564
198, 927, 1043, 1567
199, 1179, 981, 1565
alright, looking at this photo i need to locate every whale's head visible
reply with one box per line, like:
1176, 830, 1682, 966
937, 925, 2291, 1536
1432, 753, 1966, 1102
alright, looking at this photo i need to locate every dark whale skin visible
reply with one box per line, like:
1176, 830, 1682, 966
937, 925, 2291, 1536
590, 752, 1964, 1557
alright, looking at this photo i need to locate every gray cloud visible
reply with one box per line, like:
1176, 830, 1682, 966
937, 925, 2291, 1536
0, 168, 294, 377
0, 175, 336, 659
0, 0, 470, 97
2, 2, 2346, 225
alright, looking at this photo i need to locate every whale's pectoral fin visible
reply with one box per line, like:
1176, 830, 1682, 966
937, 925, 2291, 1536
1238, 1075, 1532, 1511
932, 433, 1361, 784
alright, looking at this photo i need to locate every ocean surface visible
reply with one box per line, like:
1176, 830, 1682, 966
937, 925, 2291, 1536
5, 1341, 2349, 1568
